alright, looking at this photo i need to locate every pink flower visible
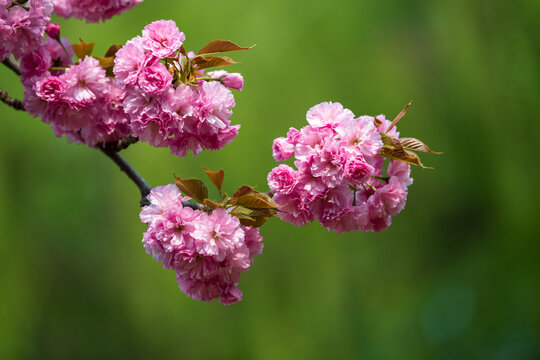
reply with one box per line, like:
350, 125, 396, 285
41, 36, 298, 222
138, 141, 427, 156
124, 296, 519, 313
61, 56, 107, 103
113, 36, 146, 87
310, 142, 347, 187
52, 0, 142, 23
193, 209, 245, 261
142, 20, 185, 59
35, 76, 64, 101
344, 154, 374, 186
197, 81, 235, 129
0, 0, 54, 60
335, 116, 382, 159
269, 101, 412, 233
137, 61, 172, 95
272, 137, 294, 162
140, 184, 264, 305
306, 101, 354, 128
45, 22, 60, 38
20, 46, 52, 80
207, 70, 244, 91
268, 164, 298, 194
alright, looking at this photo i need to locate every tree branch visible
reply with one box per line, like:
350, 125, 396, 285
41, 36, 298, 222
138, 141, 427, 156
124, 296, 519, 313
100, 148, 153, 207
2, 57, 22, 76
0, 89, 25, 111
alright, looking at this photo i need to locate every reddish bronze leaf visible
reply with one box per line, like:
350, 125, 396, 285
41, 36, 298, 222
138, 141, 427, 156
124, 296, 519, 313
173, 174, 208, 204
379, 133, 431, 168
203, 198, 222, 210
194, 56, 239, 70
399, 137, 442, 154
72, 39, 94, 59
105, 44, 122, 58
202, 167, 225, 193
235, 191, 278, 209
232, 185, 255, 198
197, 40, 254, 55
386, 102, 411, 133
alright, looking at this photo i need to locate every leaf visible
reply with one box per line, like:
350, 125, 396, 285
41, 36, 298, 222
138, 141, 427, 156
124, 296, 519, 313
104, 44, 122, 58
72, 39, 95, 59
193, 56, 239, 70
379, 133, 431, 168
197, 40, 254, 55
173, 174, 208, 204
399, 137, 442, 154
94, 56, 114, 69
239, 215, 269, 228
378, 146, 430, 168
203, 198, 222, 210
235, 191, 279, 209
202, 167, 225, 193
232, 185, 254, 198
230, 206, 256, 220
386, 102, 411, 133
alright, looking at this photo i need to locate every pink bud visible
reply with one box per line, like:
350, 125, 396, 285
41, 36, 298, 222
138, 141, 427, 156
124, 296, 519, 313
207, 70, 244, 91
46, 23, 61, 39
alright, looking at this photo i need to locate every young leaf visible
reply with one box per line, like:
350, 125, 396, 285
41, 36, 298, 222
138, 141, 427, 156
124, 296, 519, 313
203, 198, 222, 210
399, 137, 442, 154
194, 56, 239, 70
232, 185, 255, 198
197, 40, 254, 55
173, 174, 209, 204
378, 146, 430, 168
386, 102, 411, 133
235, 191, 279, 209
72, 39, 95, 59
105, 44, 122, 58
202, 167, 225, 193
379, 133, 432, 168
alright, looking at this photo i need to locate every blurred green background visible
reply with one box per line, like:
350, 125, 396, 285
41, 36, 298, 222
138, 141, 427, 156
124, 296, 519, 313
1, 0, 539, 359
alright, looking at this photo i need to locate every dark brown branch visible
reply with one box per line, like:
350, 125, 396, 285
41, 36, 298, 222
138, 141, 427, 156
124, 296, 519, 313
0, 89, 25, 111
2, 57, 22, 76
101, 135, 139, 153
100, 148, 153, 206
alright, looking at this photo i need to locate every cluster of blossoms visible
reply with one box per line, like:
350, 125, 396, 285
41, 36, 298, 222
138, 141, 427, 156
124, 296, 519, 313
268, 102, 413, 233
21, 37, 131, 145
52, 0, 142, 23
0, 0, 54, 60
140, 184, 263, 305
113, 20, 244, 157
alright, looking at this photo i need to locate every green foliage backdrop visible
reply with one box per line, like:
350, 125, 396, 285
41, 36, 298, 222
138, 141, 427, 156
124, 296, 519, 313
1, 0, 539, 358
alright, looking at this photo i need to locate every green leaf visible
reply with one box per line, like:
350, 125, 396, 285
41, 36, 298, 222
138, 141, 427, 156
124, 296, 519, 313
202, 166, 225, 193
173, 174, 208, 204
72, 39, 94, 59
197, 40, 254, 55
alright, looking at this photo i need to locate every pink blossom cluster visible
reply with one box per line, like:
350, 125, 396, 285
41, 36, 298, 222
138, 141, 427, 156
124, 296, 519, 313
0, 0, 54, 60
113, 20, 244, 157
140, 184, 263, 305
268, 102, 413, 233
52, 0, 143, 23
22, 40, 130, 145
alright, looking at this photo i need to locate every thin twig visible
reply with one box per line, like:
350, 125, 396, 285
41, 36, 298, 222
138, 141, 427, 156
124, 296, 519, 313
2, 57, 22, 76
0, 89, 25, 111
100, 148, 153, 206
101, 135, 139, 153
